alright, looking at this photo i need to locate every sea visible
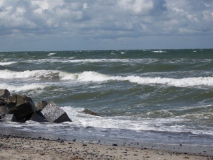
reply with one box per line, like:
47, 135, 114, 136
1, 49, 213, 148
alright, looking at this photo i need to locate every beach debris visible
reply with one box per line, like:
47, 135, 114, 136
41, 101, 72, 123
82, 109, 100, 116
35, 101, 48, 111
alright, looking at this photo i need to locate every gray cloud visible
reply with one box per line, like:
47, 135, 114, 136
0, 0, 212, 50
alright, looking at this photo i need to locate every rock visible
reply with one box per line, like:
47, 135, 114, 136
0, 99, 7, 105
0, 89, 10, 98
0, 114, 17, 122
82, 109, 100, 116
30, 111, 48, 122
41, 101, 72, 123
0, 106, 8, 117
35, 101, 48, 111
0, 89, 10, 106
6, 94, 37, 120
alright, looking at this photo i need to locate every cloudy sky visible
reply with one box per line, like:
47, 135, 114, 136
0, 0, 213, 51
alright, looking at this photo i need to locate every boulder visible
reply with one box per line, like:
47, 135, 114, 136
35, 101, 48, 111
82, 109, 100, 116
0, 89, 10, 106
6, 94, 37, 120
0, 99, 7, 106
30, 111, 48, 122
0, 106, 8, 117
0, 114, 17, 122
41, 101, 72, 123
0, 89, 10, 98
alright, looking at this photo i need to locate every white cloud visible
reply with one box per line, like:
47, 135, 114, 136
118, 0, 154, 15
0, 0, 212, 40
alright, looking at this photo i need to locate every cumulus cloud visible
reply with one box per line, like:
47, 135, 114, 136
0, 0, 212, 39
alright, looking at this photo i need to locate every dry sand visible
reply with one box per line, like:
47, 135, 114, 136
0, 135, 212, 160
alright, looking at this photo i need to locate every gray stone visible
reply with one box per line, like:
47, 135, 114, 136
0, 99, 6, 105
0, 89, 10, 98
0, 106, 8, 117
41, 101, 72, 123
1, 114, 17, 122
7, 94, 37, 120
35, 101, 48, 111
82, 109, 100, 116
30, 111, 48, 122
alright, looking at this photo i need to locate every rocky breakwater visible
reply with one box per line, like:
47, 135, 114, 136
0, 89, 72, 123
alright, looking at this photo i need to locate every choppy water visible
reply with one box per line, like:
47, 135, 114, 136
1, 49, 213, 145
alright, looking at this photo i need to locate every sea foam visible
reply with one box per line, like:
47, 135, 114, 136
0, 83, 45, 92
62, 106, 213, 135
68, 71, 213, 88
48, 53, 57, 56
0, 69, 60, 80
152, 50, 166, 53
1, 69, 213, 88
0, 62, 16, 66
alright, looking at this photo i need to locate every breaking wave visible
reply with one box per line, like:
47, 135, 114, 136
0, 83, 45, 92
0, 69, 61, 80
1, 69, 213, 88
0, 62, 16, 66
152, 50, 166, 53
62, 106, 213, 135
48, 53, 57, 56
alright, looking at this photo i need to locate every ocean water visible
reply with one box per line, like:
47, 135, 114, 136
1, 49, 213, 146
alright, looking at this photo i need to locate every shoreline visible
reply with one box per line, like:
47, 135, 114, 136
0, 134, 212, 160
0, 123, 213, 156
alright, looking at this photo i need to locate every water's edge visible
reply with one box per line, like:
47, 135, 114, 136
0, 123, 212, 156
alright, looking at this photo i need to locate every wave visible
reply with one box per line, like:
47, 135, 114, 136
1, 69, 213, 88
23, 58, 162, 64
0, 62, 16, 66
4, 58, 212, 66
48, 53, 57, 56
0, 69, 61, 80
25, 59, 131, 64
66, 71, 213, 87
0, 83, 45, 92
152, 50, 166, 53
62, 106, 213, 135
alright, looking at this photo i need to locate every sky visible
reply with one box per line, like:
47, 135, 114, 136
0, 0, 213, 51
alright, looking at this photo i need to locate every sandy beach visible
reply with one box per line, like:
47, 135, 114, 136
0, 134, 212, 160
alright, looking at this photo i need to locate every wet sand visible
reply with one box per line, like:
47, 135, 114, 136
0, 135, 212, 160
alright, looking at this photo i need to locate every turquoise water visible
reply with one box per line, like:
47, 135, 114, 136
1, 49, 213, 145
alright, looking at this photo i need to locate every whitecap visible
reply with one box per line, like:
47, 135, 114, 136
69, 59, 129, 63
152, 50, 166, 53
2, 69, 213, 88
0, 69, 61, 80
63, 71, 213, 88
0, 62, 16, 66
0, 83, 46, 92
48, 53, 57, 56
62, 106, 213, 135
